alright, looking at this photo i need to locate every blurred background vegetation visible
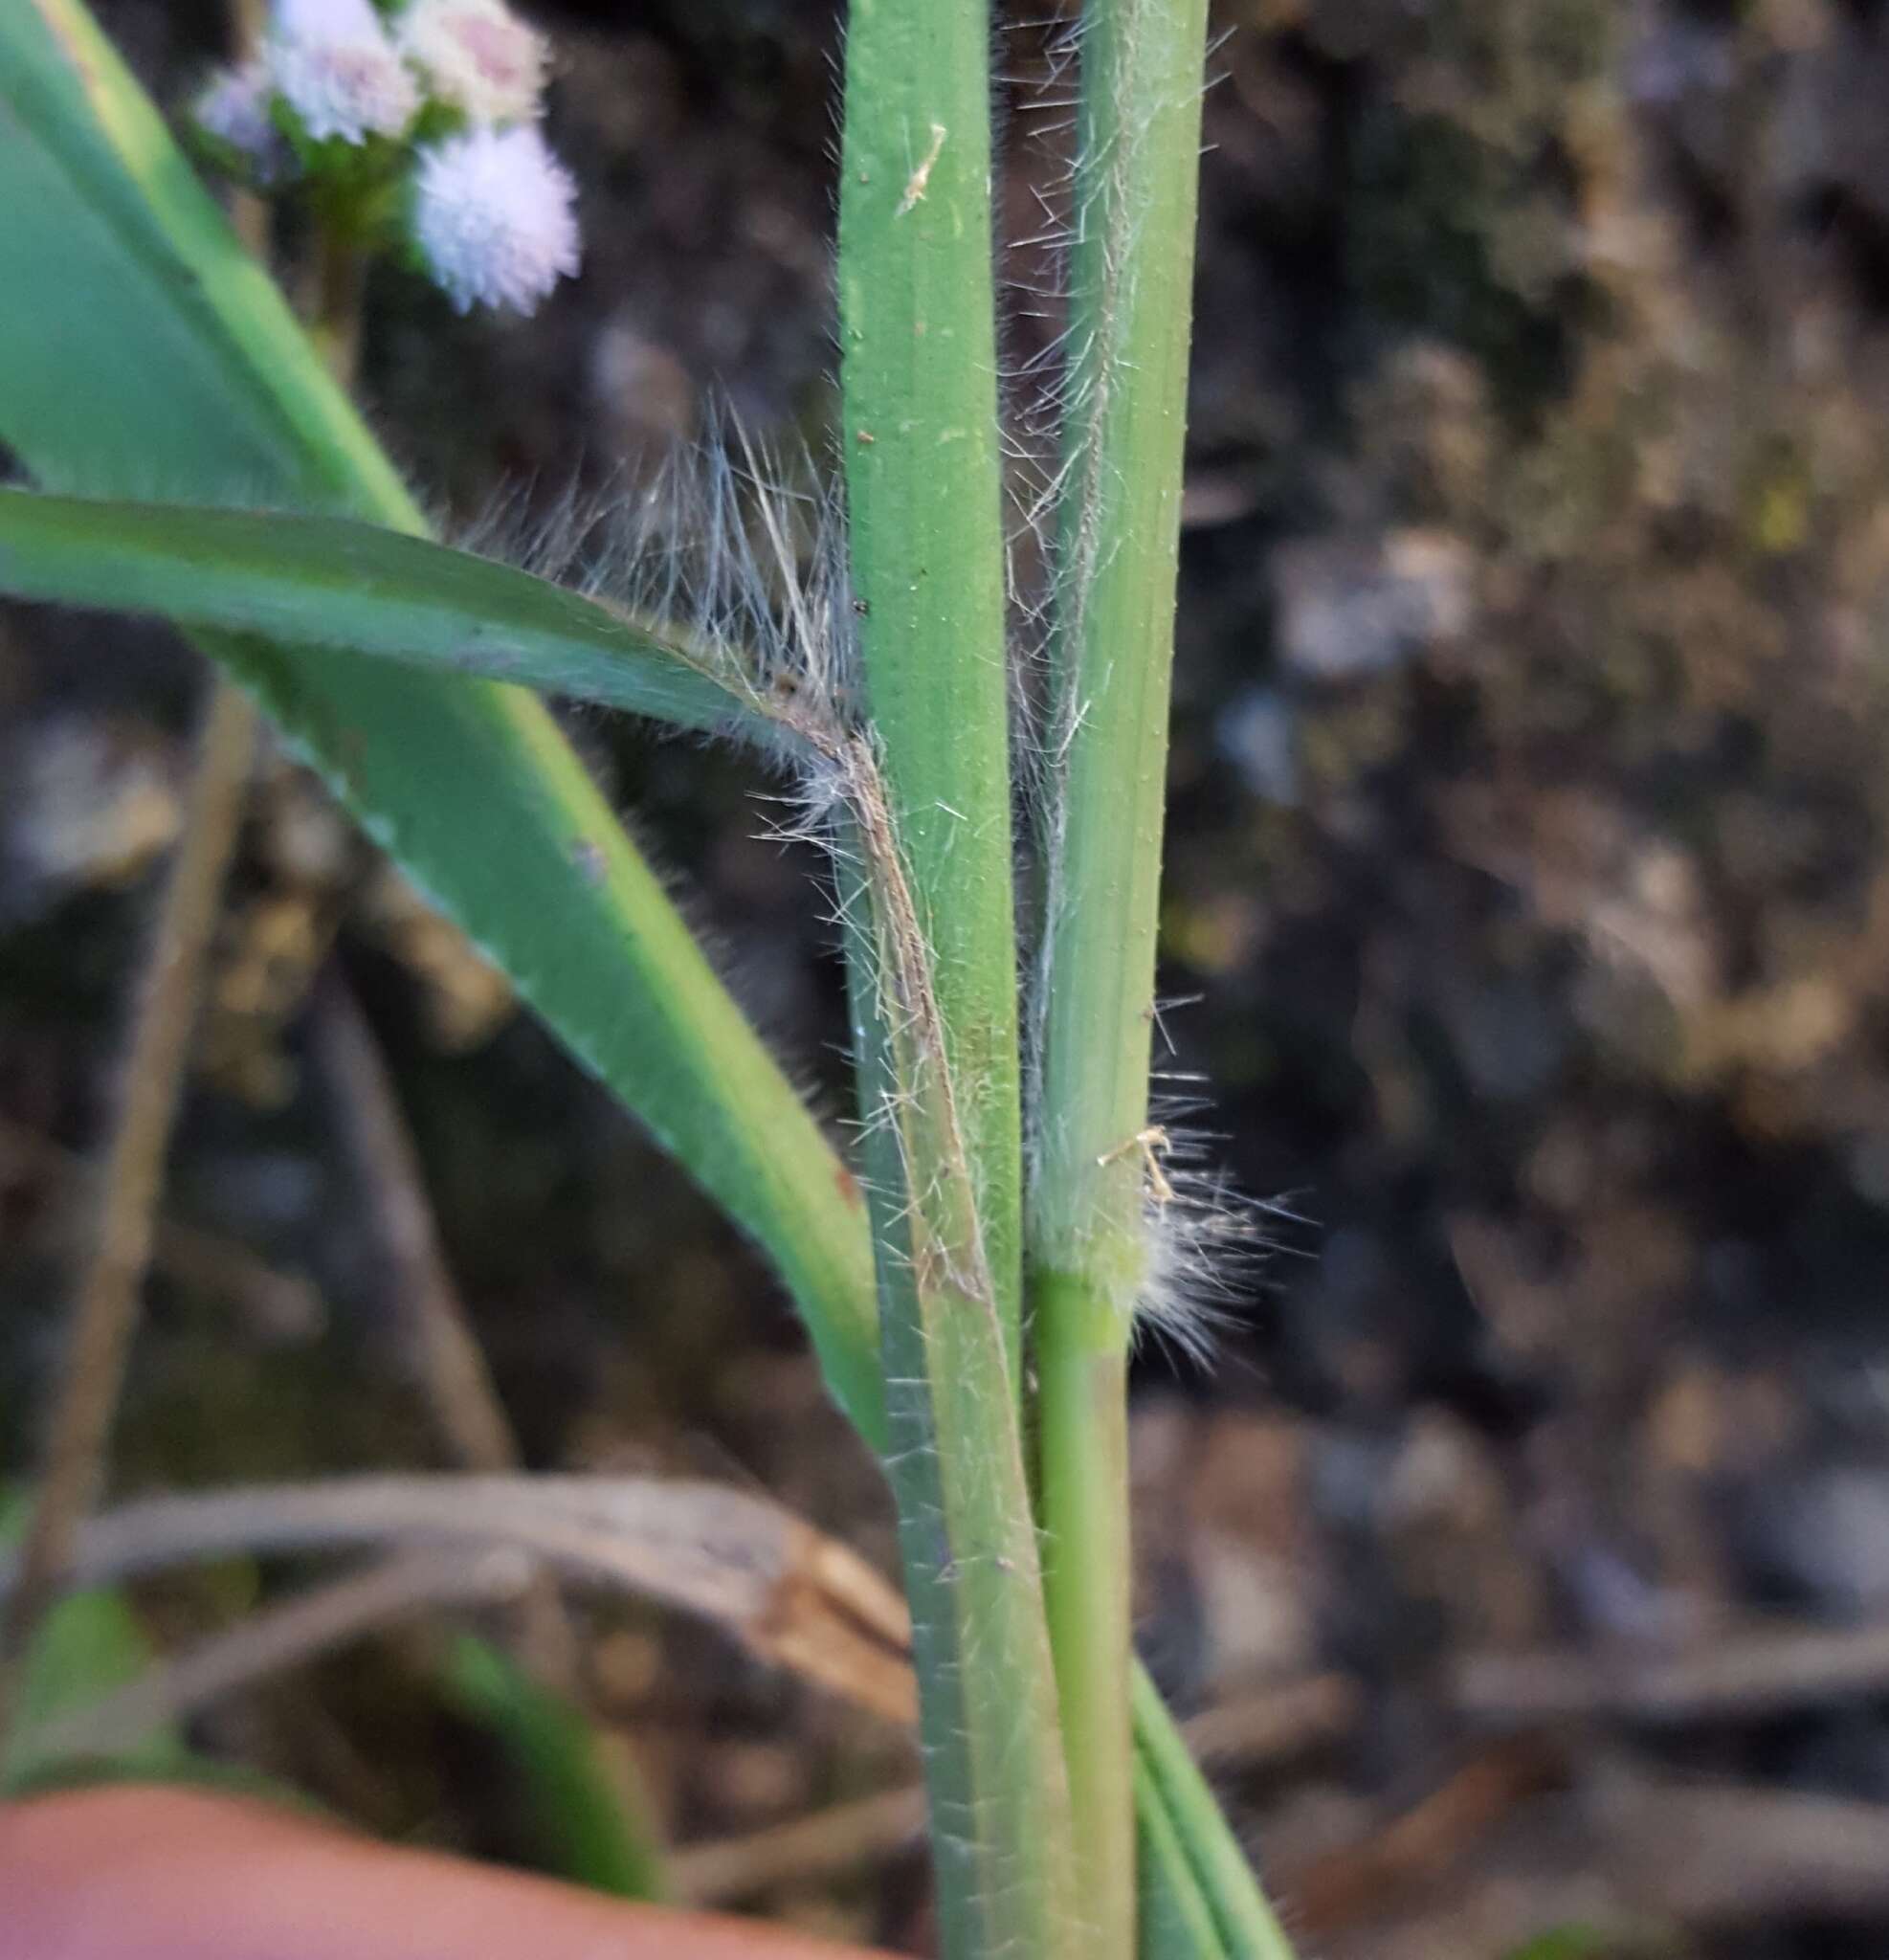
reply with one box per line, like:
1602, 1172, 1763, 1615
10, 0, 1889, 1951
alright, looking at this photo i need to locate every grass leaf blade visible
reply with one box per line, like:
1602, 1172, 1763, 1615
0, 0, 885, 1448
1133, 1668, 1299, 1960
444, 1634, 669, 1904
0, 491, 774, 743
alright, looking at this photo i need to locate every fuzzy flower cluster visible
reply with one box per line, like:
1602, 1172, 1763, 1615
267, 0, 416, 145
191, 0, 579, 317
411, 124, 579, 313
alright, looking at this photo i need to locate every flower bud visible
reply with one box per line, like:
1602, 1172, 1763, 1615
396, 0, 547, 127
410, 123, 580, 315
191, 61, 295, 184
267, 0, 418, 145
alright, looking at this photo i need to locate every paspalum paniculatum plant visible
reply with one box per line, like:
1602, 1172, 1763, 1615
0, 0, 1301, 1953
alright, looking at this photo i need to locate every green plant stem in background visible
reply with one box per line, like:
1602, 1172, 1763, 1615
1029, 0, 1213, 1950
837, 0, 1026, 1387
1136, 1749, 1228, 1960
1131, 1665, 1299, 1960
305, 233, 366, 384
444, 1635, 669, 1904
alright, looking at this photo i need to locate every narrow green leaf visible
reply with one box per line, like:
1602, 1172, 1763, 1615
1037, 0, 1214, 1270
0, 491, 775, 745
1136, 1751, 1228, 1960
0, 0, 884, 1449
1131, 1666, 1299, 1960
444, 1634, 669, 1904
1033, 0, 1214, 1363
0, 1490, 183, 1791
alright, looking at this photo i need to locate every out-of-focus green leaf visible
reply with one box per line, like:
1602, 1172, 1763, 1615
0, 1490, 183, 1791
1130, 1663, 1299, 1960
1, 1592, 185, 1791
0, 1, 409, 513
1135, 1753, 1226, 1959
0, 0, 884, 1449
0, 491, 774, 744
444, 1635, 668, 1904
1504, 1931, 1648, 1960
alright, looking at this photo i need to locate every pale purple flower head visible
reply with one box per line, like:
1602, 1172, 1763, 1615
274, 0, 382, 34
396, 0, 547, 126
267, 0, 418, 145
191, 60, 294, 183
411, 123, 580, 314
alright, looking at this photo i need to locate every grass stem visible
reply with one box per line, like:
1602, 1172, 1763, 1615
838, 0, 1025, 1384
1028, 0, 1213, 1948
837, 780, 1081, 1960
1038, 1286, 1136, 1950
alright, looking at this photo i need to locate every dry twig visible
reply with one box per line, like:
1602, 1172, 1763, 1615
310, 977, 519, 1474
668, 1674, 1360, 1907
1456, 1615, 1889, 1728
0, 1475, 917, 1727
1279, 1738, 1569, 1938
1599, 1771, 1889, 1927
0, 681, 256, 1741
11, 1550, 529, 1770
671, 1784, 930, 1905
308, 973, 578, 1685
6, 1472, 1356, 1909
